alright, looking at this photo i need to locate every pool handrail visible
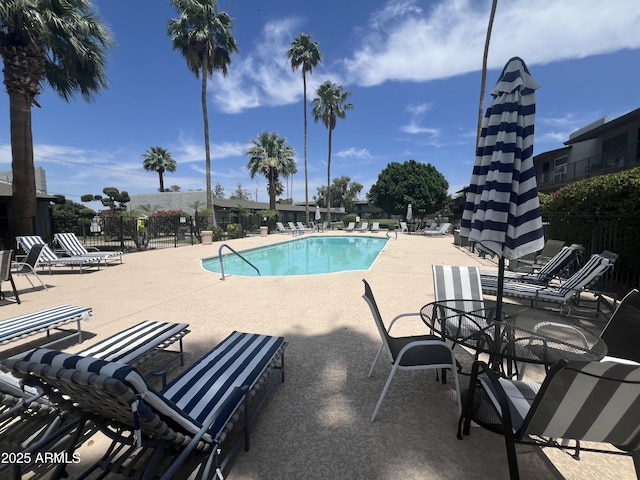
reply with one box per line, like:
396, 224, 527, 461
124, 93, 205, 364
218, 243, 261, 280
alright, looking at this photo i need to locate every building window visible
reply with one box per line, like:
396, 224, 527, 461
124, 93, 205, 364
602, 133, 627, 167
554, 156, 568, 182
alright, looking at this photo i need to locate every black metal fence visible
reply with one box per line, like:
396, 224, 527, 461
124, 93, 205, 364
50, 215, 202, 252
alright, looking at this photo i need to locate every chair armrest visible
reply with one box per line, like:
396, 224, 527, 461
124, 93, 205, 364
388, 312, 423, 332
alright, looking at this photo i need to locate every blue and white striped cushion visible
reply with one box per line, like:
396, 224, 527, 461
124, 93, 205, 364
0, 305, 91, 344
480, 377, 540, 433
433, 265, 484, 312
162, 331, 285, 437
22, 331, 285, 444
77, 320, 188, 364
23, 348, 203, 441
525, 362, 640, 445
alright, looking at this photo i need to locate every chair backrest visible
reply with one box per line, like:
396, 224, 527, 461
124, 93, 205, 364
346, 222, 355, 229
55, 232, 88, 256
362, 279, 394, 362
437, 223, 451, 234
400, 222, 408, 232
360, 222, 368, 230
17, 235, 58, 262
371, 222, 380, 230
537, 239, 566, 261
432, 265, 484, 314
556, 254, 611, 297
0, 250, 12, 281
17, 243, 45, 272
600, 289, 640, 362
522, 361, 640, 449
534, 244, 584, 281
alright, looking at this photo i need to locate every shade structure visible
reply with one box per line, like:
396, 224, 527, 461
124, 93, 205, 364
406, 204, 413, 222
315, 205, 321, 222
460, 57, 544, 320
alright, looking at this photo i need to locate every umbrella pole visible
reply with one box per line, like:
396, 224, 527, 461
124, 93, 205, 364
496, 256, 505, 322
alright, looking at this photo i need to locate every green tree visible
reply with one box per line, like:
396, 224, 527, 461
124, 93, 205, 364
315, 176, 363, 213
142, 146, 177, 192
0, 0, 112, 239
368, 160, 449, 216
168, 0, 238, 215
312, 81, 353, 225
246, 132, 297, 210
229, 183, 251, 201
287, 33, 322, 224
81, 187, 130, 212
212, 182, 225, 198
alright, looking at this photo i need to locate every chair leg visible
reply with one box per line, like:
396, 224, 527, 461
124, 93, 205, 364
368, 344, 384, 377
371, 365, 397, 422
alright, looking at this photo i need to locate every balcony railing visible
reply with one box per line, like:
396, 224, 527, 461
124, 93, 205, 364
537, 145, 640, 192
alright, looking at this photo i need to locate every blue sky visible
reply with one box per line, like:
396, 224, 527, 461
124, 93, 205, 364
2, 0, 640, 211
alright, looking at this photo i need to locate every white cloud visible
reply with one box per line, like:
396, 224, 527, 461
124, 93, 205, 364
211, 18, 307, 113
342, 0, 640, 86
336, 147, 372, 159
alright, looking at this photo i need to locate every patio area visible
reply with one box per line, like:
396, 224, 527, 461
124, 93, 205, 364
0, 232, 636, 479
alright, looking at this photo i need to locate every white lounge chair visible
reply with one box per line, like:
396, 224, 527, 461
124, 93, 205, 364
54, 232, 122, 266
344, 222, 355, 231
275, 222, 291, 234
370, 222, 380, 232
17, 236, 100, 274
357, 222, 369, 232
423, 223, 451, 236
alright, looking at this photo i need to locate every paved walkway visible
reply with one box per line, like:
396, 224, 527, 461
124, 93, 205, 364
0, 232, 635, 479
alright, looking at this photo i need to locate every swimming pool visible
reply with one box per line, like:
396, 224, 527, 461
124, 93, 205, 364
201, 235, 388, 276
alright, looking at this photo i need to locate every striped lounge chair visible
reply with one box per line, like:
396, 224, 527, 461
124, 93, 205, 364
54, 232, 123, 266
17, 235, 100, 274
0, 304, 92, 348
481, 253, 614, 313
480, 244, 584, 286
459, 359, 640, 479
0, 320, 190, 474
1, 331, 287, 480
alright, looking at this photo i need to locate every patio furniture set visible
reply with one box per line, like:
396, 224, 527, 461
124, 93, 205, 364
0, 302, 287, 479
363, 254, 640, 479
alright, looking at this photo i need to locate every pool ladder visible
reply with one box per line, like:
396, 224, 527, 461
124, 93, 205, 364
218, 243, 261, 280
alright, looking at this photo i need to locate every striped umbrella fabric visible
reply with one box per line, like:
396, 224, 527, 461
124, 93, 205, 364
460, 57, 544, 321
460, 56, 544, 260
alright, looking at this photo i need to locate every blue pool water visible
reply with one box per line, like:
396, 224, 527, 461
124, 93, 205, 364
201, 235, 388, 276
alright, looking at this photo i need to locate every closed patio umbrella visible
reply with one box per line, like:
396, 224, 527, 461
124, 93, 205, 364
406, 204, 413, 222
315, 205, 321, 222
460, 57, 544, 322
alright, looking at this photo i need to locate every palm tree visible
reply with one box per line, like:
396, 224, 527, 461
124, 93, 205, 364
168, 0, 238, 219
0, 0, 112, 239
477, 0, 498, 148
311, 81, 353, 225
142, 146, 177, 192
287, 33, 322, 225
246, 132, 297, 211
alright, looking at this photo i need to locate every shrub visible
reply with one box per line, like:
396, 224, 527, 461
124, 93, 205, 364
541, 167, 640, 216
226, 223, 243, 239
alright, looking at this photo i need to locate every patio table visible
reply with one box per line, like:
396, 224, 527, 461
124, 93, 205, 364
420, 301, 607, 378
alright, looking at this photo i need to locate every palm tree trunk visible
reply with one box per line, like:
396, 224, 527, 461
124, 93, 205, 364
159, 171, 165, 192
303, 70, 309, 224
8, 90, 37, 239
201, 58, 214, 225
477, 0, 498, 149
326, 127, 332, 225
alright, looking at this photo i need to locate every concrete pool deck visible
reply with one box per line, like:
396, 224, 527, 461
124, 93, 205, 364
0, 231, 635, 479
